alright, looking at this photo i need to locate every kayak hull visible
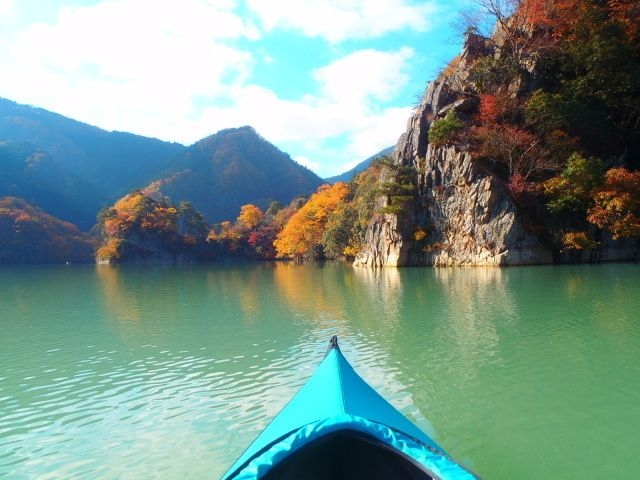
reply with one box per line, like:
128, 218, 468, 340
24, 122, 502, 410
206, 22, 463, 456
221, 337, 478, 479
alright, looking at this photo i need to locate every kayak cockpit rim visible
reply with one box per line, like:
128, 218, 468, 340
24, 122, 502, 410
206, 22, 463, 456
223, 417, 449, 480
259, 428, 440, 480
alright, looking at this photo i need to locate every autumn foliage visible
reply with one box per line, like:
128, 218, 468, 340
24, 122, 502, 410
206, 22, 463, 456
205, 165, 383, 262
96, 191, 212, 263
237, 204, 264, 229
445, 0, 640, 253
587, 168, 640, 240
274, 183, 350, 260
0, 196, 97, 264
207, 203, 282, 259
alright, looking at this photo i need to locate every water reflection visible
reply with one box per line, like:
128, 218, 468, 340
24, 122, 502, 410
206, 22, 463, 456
95, 264, 143, 323
348, 267, 523, 465
96, 265, 188, 348
351, 266, 403, 329
204, 264, 267, 321
349, 267, 512, 388
272, 262, 346, 321
431, 267, 508, 372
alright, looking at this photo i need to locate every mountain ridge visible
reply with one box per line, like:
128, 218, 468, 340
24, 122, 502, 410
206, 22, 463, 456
143, 125, 323, 224
0, 97, 185, 228
0, 97, 327, 230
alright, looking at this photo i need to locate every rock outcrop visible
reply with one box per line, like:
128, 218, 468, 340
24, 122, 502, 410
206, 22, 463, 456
354, 140, 553, 266
353, 33, 636, 267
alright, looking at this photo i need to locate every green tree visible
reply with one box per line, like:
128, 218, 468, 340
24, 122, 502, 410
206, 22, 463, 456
322, 203, 358, 259
375, 156, 417, 215
543, 152, 604, 214
428, 111, 465, 147
177, 201, 209, 239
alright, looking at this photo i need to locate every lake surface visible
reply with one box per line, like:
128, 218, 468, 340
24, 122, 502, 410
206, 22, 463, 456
1, 262, 639, 479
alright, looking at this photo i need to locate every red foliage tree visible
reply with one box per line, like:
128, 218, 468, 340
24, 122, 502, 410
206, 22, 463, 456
609, 0, 640, 45
477, 93, 499, 124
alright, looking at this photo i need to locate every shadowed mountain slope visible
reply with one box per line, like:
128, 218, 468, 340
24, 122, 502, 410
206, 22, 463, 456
144, 126, 324, 223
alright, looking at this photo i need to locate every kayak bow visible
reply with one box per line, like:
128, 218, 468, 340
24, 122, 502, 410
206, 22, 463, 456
221, 336, 478, 479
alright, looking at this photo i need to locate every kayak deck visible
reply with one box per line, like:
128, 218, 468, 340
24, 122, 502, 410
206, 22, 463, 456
221, 336, 478, 479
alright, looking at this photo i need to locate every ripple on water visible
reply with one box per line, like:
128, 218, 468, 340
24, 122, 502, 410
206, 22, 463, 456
2, 263, 639, 479
0, 344, 252, 478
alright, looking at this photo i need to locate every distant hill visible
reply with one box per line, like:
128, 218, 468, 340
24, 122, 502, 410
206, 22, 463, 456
0, 97, 185, 229
0, 98, 324, 230
0, 141, 94, 226
0, 196, 97, 264
324, 146, 394, 184
144, 126, 324, 223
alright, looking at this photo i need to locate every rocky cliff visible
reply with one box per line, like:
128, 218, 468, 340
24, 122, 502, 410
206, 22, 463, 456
354, 32, 636, 267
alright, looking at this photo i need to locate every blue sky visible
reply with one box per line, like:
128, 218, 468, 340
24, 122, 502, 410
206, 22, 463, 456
0, 0, 467, 178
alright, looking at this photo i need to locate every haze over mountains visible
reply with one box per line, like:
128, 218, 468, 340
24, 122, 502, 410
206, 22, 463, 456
324, 146, 394, 184
0, 97, 330, 230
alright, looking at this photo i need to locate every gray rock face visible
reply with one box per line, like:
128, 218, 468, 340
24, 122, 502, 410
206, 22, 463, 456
353, 141, 553, 266
412, 144, 553, 266
353, 33, 554, 267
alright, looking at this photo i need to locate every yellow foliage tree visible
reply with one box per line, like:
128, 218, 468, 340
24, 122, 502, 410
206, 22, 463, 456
274, 183, 350, 260
96, 238, 123, 262
237, 204, 264, 229
561, 231, 599, 251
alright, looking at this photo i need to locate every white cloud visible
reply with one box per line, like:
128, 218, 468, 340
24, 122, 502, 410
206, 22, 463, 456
346, 106, 409, 158
0, 0, 420, 177
192, 48, 414, 177
0, 0, 13, 16
245, 0, 437, 42
1, 0, 257, 138
293, 155, 322, 173
313, 47, 414, 104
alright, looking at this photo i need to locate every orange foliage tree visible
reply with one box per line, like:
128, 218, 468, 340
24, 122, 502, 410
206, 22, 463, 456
587, 168, 640, 239
101, 191, 178, 238
274, 183, 350, 260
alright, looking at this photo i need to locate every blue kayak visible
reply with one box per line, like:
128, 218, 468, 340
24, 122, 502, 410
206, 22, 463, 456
221, 336, 479, 479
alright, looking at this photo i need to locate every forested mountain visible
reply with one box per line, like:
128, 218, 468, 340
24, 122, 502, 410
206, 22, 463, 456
0, 98, 323, 263
0, 97, 185, 229
143, 126, 323, 224
0, 197, 96, 264
0, 141, 94, 227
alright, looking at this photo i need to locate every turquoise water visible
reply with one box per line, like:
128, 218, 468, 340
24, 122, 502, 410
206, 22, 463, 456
1, 262, 639, 479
